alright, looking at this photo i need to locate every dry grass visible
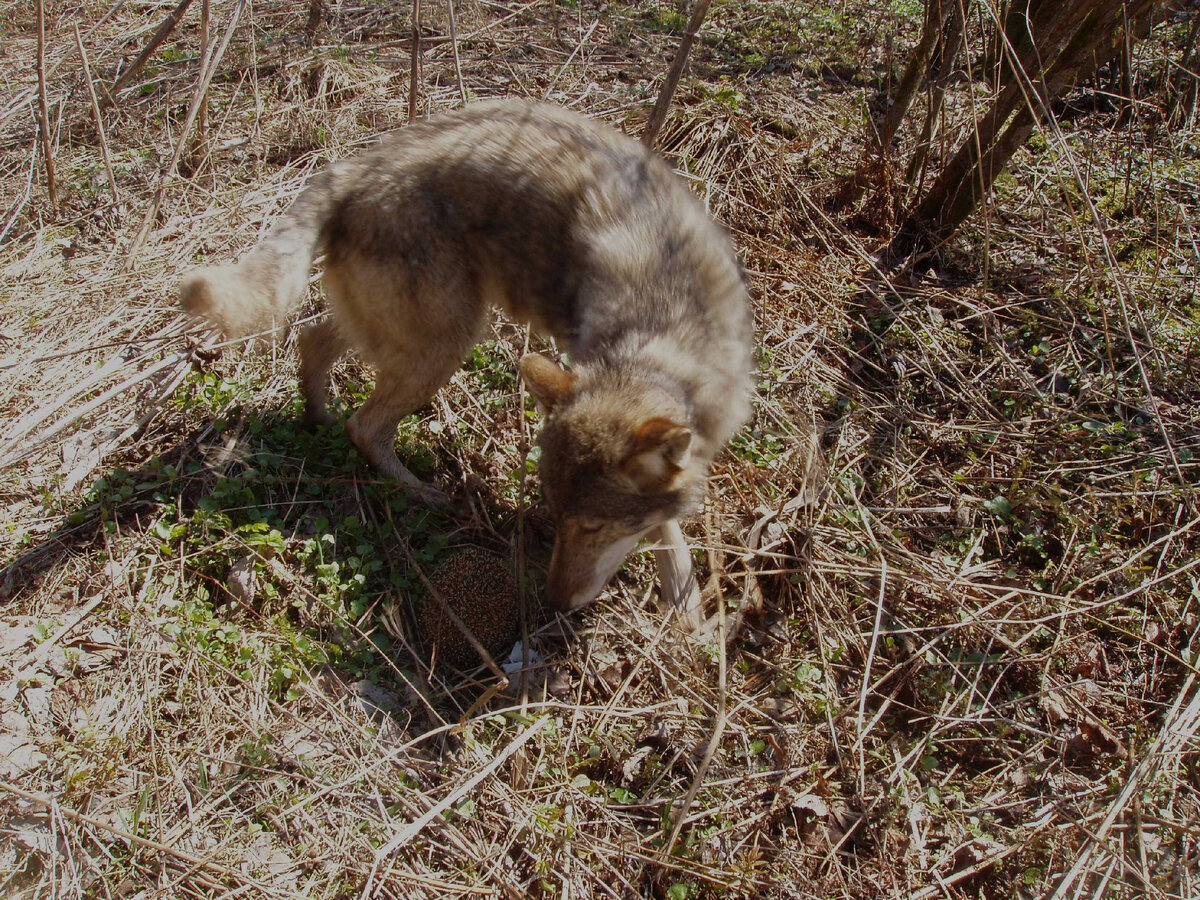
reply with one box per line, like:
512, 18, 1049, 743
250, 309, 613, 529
1, 1, 1198, 897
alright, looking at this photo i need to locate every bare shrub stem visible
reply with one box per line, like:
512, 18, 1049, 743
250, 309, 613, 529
642, 0, 713, 148
409, 0, 422, 122
107, 0, 196, 104
35, 0, 58, 215
447, 0, 467, 105
74, 24, 119, 204
127, 0, 246, 267
197, 0, 210, 144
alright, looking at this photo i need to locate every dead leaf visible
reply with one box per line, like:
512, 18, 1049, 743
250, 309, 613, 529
226, 556, 257, 604
0, 711, 47, 777
790, 793, 829, 818
621, 745, 654, 783
0, 620, 38, 657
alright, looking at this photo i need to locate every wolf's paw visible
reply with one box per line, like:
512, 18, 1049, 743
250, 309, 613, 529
303, 406, 338, 429
409, 481, 455, 513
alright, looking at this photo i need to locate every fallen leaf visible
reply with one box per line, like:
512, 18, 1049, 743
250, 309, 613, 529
0, 620, 38, 656
791, 793, 829, 818
226, 556, 257, 604
0, 711, 47, 777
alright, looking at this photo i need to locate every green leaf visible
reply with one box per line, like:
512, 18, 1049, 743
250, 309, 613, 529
982, 495, 1012, 518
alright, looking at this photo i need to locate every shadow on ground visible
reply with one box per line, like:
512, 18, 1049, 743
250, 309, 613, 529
0, 396, 555, 736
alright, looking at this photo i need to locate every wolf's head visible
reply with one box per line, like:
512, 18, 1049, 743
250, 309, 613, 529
519, 353, 706, 613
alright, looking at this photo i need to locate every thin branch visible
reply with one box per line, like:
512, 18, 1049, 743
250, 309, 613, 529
361, 717, 550, 898
409, 0, 422, 123
0, 780, 265, 889
35, 0, 57, 215
642, 0, 713, 148
661, 587, 728, 858
106, 0, 196, 104
447, 0, 467, 106
197, 0, 210, 144
542, 18, 598, 100
126, 0, 246, 268
73, 24, 119, 204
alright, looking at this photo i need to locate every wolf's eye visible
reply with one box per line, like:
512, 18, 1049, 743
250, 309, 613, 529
578, 521, 605, 534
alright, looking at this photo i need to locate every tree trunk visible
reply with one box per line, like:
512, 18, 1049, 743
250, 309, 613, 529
889, 0, 1161, 261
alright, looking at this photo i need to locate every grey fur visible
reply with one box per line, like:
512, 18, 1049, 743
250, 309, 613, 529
180, 100, 754, 627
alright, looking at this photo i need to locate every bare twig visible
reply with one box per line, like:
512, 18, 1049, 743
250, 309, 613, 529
1049, 673, 1200, 899
197, 0, 210, 144
0, 781, 267, 890
661, 588, 727, 857
34, 0, 58, 215
447, 0, 467, 106
642, 0, 713, 148
542, 18, 598, 100
107, 0, 196, 104
126, 0, 246, 268
361, 716, 550, 898
0, 134, 37, 244
409, 0, 422, 123
73, 24, 119, 204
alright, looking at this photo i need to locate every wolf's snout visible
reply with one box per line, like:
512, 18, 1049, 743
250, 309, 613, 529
544, 539, 598, 612
544, 524, 647, 615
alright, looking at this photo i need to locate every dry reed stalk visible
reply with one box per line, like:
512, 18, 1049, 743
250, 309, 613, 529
106, 0, 196, 104
73, 24, 119, 204
660, 586, 727, 858
361, 716, 549, 897
0, 781, 272, 891
34, 0, 58, 215
542, 17, 599, 100
0, 138, 37, 244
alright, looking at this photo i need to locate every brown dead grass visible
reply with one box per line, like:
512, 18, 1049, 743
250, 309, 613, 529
1, 1, 1198, 898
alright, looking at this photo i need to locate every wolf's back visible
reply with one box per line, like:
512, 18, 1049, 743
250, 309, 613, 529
180, 168, 343, 337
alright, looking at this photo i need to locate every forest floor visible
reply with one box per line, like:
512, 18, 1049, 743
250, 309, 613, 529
1, 1, 1198, 897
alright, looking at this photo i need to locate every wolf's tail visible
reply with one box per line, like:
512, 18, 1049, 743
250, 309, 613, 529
180, 167, 344, 337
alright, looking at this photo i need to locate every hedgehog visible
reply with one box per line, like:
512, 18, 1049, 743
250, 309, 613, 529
421, 548, 521, 669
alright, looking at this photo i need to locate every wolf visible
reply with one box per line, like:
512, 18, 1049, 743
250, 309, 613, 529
180, 100, 753, 629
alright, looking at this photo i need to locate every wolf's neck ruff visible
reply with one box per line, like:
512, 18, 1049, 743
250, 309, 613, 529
179, 99, 753, 627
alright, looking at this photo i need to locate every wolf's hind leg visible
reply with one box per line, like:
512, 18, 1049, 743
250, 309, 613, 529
652, 520, 702, 632
345, 368, 457, 507
298, 320, 350, 427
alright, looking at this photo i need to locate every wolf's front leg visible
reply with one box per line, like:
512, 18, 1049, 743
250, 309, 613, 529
652, 520, 702, 632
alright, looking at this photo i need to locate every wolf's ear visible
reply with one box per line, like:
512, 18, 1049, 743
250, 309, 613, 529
519, 354, 577, 412
622, 417, 693, 491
